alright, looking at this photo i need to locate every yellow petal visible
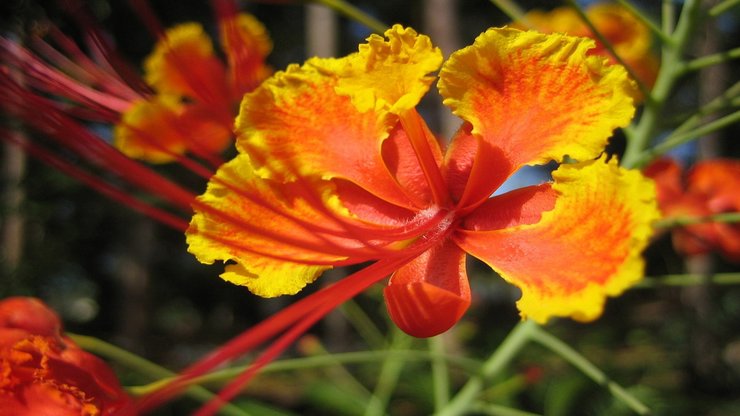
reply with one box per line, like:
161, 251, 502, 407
186, 154, 348, 297
333, 24, 443, 114
455, 156, 660, 323
143, 22, 229, 104
439, 28, 636, 170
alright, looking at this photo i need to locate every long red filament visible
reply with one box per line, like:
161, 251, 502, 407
0, 130, 189, 231
137, 254, 416, 413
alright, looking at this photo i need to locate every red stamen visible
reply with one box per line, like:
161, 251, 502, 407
1, 129, 189, 231
137, 255, 417, 413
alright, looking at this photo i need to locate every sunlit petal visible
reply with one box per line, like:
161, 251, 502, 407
235, 60, 416, 209
456, 157, 659, 323
439, 28, 635, 205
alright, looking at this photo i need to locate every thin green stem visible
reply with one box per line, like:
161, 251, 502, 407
435, 320, 537, 416
308, 339, 374, 405
471, 403, 543, 416
636, 273, 740, 288
632, 109, 740, 167
615, 0, 673, 44
488, 0, 529, 24
312, 0, 388, 34
681, 46, 740, 73
67, 334, 250, 416
710, 0, 740, 16
131, 350, 481, 395
364, 328, 414, 416
622, 0, 701, 168
340, 299, 386, 350
662, 0, 675, 35
654, 212, 740, 228
565, 0, 651, 99
429, 336, 451, 411
670, 80, 740, 136
528, 327, 651, 415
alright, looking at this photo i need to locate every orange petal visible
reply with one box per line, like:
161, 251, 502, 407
219, 13, 273, 99
462, 184, 556, 231
687, 159, 740, 260
186, 154, 351, 297
439, 28, 635, 206
384, 240, 470, 337
114, 96, 187, 163
455, 156, 660, 323
643, 157, 685, 208
235, 60, 416, 209
114, 96, 230, 163
143, 22, 230, 109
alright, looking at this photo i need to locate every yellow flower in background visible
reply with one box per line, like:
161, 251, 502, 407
513, 3, 659, 91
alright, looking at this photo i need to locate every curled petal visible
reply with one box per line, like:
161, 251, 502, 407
643, 158, 685, 207
219, 13, 273, 98
333, 24, 443, 114
143, 22, 230, 107
686, 160, 740, 260
384, 240, 470, 337
187, 154, 351, 297
0, 297, 61, 339
455, 156, 660, 323
115, 96, 230, 163
439, 28, 635, 205
235, 60, 416, 209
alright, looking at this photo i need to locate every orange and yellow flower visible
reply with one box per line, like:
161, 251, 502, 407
512, 3, 659, 91
186, 25, 660, 338
645, 158, 740, 261
0, 2, 271, 164
116, 12, 271, 162
0, 297, 132, 416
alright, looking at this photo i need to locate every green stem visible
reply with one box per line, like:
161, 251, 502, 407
429, 335, 451, 411
67, 334, 250, 416
622, 0, 701, 169
435, 320, 537, 416
565, 0, 651, 99
471, 403, 543, 416
710, 0, 740, 16
636, 273, 740, 288
340, 299, 386, 350
615, 0, 673, 44
654, 212, 740, 228
527, 326, 651, 415
681, 46, 740, 73
670, 80, 740, 136
632, 109, 740, 167
364, 328, 414, 416
312, 0, 388, 34
131, 350, 481, 395
488, 0, 529, 24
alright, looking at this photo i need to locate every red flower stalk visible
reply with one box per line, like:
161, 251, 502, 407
645, 157, 740, 261
0, 297, 133, 415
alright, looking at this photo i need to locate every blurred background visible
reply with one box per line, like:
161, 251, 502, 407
1, 0, 739, 414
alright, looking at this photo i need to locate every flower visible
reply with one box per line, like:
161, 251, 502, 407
0, 297, 133, 416
0, 1, 271, 164
512, 3, 659, 91
645, 158, 740, 261
186, 25, 660, 338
